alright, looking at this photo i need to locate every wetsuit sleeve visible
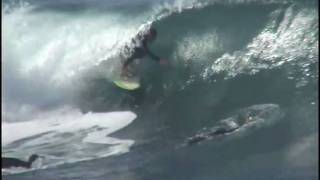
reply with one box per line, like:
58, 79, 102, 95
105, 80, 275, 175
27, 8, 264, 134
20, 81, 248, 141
143, 40, 160, 62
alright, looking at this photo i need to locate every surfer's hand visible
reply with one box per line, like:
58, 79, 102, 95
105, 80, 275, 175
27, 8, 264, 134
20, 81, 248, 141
159, 59, 169, 65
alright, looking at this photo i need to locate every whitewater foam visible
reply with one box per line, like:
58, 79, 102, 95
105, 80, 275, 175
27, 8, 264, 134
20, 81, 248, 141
2, 107, 137, 172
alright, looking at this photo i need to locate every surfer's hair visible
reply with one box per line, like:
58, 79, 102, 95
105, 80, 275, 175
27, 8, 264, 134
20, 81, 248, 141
29, 154, 39, 163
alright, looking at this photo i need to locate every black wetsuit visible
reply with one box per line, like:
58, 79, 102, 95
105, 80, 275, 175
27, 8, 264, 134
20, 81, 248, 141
186, 126, 240, 145
2, 155, 38, 169
123, 34, 160, 68
2, 157, 32, 168
209, 127, 238, 136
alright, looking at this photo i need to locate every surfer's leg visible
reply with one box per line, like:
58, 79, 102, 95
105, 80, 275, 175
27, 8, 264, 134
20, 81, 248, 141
123, 48, 147, 77
123, 48, 145, 73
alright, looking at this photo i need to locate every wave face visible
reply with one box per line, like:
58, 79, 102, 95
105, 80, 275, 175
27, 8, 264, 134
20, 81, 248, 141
2, 0, 318, 179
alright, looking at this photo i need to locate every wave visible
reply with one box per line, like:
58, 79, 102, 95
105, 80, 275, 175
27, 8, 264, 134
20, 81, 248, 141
150, 2, 318, 80
2, 0, 317, 127
2, 0, 318, 173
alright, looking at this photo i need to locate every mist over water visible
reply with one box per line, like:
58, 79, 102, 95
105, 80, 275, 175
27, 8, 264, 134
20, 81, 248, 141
2, 0, 318, 179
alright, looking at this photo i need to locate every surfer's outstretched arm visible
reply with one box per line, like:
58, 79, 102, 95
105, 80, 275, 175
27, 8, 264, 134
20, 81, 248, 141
143, 39, 169, 65
142, 40, 160, 62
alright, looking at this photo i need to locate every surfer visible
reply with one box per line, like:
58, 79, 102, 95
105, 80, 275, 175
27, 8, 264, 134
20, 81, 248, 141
186, 126, 239, 145
2, 154, 39, 169
186, 120, 241, 145
122, 27, 168, 76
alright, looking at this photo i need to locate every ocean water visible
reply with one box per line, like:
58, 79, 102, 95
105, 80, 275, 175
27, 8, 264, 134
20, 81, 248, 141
2, 0, 318, 179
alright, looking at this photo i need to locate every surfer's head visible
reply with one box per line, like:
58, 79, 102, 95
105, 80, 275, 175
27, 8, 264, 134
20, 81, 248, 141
28, 154, 39, 164
147, 27, 157, 42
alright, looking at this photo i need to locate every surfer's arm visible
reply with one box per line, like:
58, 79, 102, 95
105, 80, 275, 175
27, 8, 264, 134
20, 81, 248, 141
143, 41, 160, 62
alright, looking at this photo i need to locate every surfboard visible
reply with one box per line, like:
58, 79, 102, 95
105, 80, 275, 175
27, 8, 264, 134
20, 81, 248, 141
113, 80, 140, 90
113, 60, 141, 90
